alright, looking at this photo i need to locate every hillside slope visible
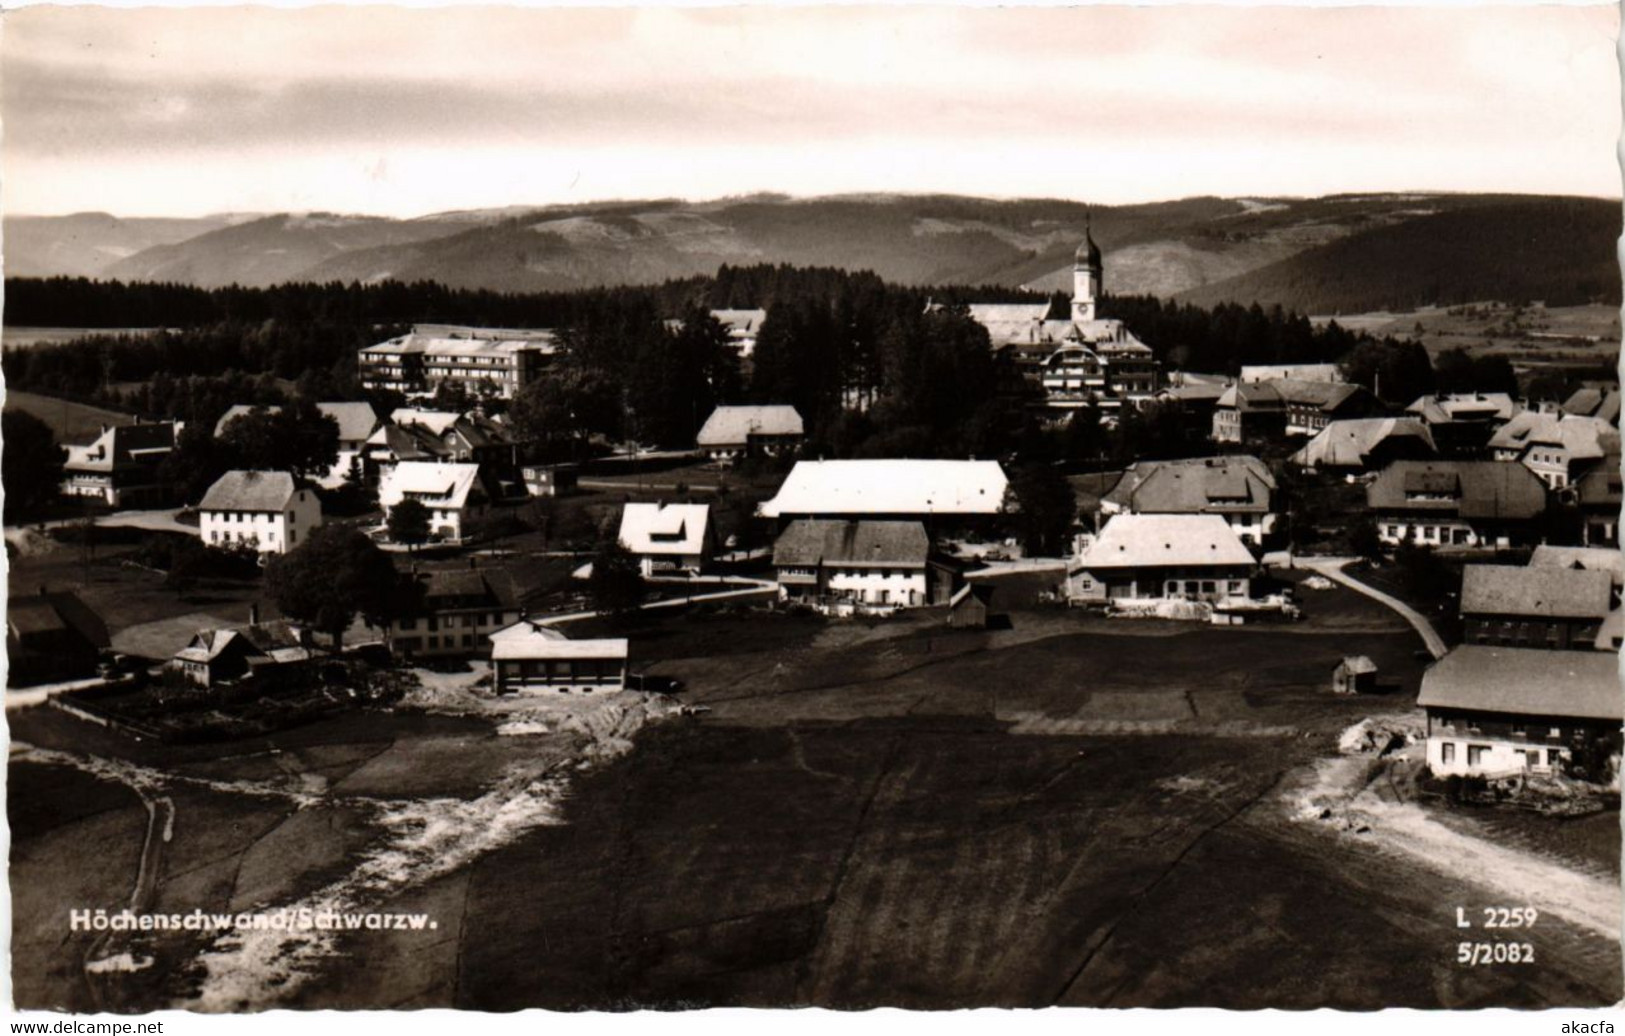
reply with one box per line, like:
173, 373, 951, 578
1176, 198, 1622, 314
2, 213, 236, 279
10, 193, 1619, 311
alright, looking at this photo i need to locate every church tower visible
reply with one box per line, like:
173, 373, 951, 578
1072, 215, 1103, 323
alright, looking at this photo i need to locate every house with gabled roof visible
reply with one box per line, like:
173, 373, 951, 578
214, 402, 381, 487
1419, 646, 1621, 778
1488, 412, 1618, 491
60, 420, 180, 507
387, 566, 523, 659
1406, 393, 1522, 456
618, 502, 715, 576
697, 405, 805, 463
1459, 564, 1616, 652
1561, 384, 1621, 425
1290, 417, 1437, 472
1066, 513, 1257, 605
1211, 379, 1378, 443
378, 462, 488, 544
772, 519, 958, 612
198, 470, 322, 554
757, 459, 1009, 527
1100, 455, 1278, 546
1366, 460, 1548, 549
171, 611, 312, 687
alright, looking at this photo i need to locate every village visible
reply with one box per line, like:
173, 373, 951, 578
4, 230, 1622, 1011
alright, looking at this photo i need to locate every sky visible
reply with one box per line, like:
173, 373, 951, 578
3, 3, 1620, 218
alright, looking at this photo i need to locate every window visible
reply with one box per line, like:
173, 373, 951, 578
1201, 581, 1217, 594
1440, 742, 1456, 764
289, 530, 297, 545
1511, 723, 1526, 737
1228, 580, 1243, 593
1548, 749, 1562, 767
1467, 745, 1488, 767
1549, 726, 1562, 739
401, 618, 417, 631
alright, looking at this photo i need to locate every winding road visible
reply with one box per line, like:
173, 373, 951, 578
1294, 555, 1449, 659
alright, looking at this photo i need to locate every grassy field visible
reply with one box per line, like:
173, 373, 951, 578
4, 389, 135, 444
1312, 303, 1620, 371
8, 584, 1618, 1011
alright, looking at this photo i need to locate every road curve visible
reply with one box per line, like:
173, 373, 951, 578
1295, 556, 1449, 660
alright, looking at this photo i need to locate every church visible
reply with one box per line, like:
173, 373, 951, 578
959, 223, 1160, 418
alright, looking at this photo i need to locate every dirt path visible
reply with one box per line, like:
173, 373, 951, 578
1297, 557, 1448, 659
1289, 730, 1620, 940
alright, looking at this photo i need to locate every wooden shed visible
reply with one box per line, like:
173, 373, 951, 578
947, 583, 996, 629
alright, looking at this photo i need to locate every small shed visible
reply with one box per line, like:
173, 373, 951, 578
947, 583, 995, 629
1332, 655, 1378, 695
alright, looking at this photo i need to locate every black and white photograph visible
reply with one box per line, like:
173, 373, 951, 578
1, 0, 1622, 1019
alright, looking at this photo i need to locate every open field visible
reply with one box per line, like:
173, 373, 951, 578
3, 327, 162, 350
8, 575, 1618, 1011
4, 389, 135, 444
1311, 303, 1620, 371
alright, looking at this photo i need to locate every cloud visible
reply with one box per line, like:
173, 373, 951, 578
2, 4, 1617, 216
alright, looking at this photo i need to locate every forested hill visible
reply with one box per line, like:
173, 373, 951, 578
1176, 198, 1621, 314
8, 193, 1618, 313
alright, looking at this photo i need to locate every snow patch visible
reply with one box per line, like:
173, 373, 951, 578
87, 953, 155, 974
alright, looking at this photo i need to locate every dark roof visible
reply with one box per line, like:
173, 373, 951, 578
1419, 646, 1620, 721
419, 568, 521, 609
1367, 461, 1548, 520
199, 470, 299, 512
773, 519, 931, 568
1460, 564, 1613, 620
1103, 456, 1275, 515
7, 591, 110, 649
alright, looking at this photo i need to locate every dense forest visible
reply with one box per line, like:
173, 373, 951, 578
0, 267, 1542, 464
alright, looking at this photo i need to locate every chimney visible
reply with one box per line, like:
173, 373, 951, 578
36, 584, 47, 597
469, 556, 478, 570
249, 603, 260, 626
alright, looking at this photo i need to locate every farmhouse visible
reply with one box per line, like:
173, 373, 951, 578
1459, 564, 1616, 651
6, 589, 110, 687
757, 459, 1009, 526
1568, 449, 1622, 547
489, 621, 628, 694
1488, 412, 1618, 490
198, 471, 322, 554
59, 420, 179, 507
1419, 646, 1621, 778
1529, 545, 1623, 585
1212, 379, 1378, 443
359, 325, 557, 400
213, 402, 381, 487
1366, 460, 1548, 549
1100, 455, 1278, 546
378, 462, 488, 544
1066, 513, 1257, 604
1290, 417, 1437, 472
171, 614, 311, 687
618, 503, 715, 576
697, 405, 805, 463
388, 567, 522, 659
772, 519, 958, 612
1406, 393, 1522, 456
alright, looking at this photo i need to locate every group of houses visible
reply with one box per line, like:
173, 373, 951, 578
1419, 546, 1622, 781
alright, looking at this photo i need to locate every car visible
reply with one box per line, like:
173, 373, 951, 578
625, 672, 686, 695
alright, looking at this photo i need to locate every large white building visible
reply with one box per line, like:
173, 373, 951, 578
358, 325, 558, 400
757, 459, 1009, 522
961, 226, 1159, 413
198, 470, 322, 554
771, 519, 956, 612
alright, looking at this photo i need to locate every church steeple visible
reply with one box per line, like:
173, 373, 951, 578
1072, 211, 1102, 322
